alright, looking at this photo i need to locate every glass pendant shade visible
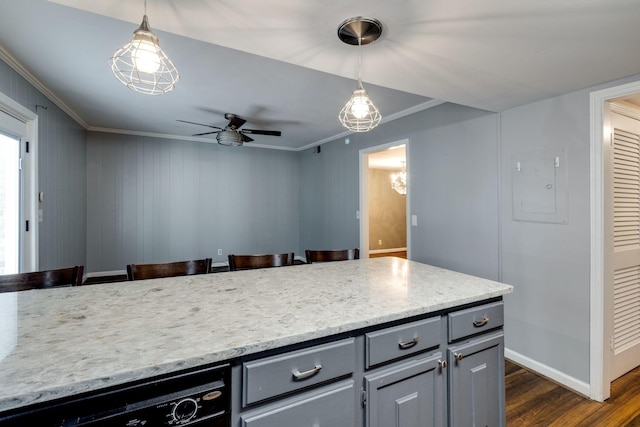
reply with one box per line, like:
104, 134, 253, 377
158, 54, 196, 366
339, 79, 382, 132
110, 14, 179, 95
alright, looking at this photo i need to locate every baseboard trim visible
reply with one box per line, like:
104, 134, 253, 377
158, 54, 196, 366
505, 348, 591, 398
369, 247, 407, 254
85, 270, 126, 278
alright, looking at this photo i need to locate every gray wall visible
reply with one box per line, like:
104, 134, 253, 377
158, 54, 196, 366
0, 60, 86, 270
300, 103, 501, 281
500, 74, 640, 384
500, 91, 592, 382
6, 48, 640, 392
86, 132, 300, 272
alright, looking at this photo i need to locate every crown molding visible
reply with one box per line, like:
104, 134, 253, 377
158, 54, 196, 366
0, 45, 88, 128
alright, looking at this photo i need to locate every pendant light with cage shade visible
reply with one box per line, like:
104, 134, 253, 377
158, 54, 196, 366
338, 17, 383, 132
109, 0, 179, 95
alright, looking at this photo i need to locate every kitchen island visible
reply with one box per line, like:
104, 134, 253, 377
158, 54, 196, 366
0, 257, 512, 425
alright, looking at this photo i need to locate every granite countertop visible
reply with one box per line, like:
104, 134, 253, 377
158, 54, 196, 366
0, 257, 512, 413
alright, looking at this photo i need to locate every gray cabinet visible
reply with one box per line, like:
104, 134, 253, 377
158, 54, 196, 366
237, 338, 358, 427
242, 338, 356, 406
235, 299, 505, 427
240, 380, 356, 427
364, 353, 446, 427
447, 302, 505, 427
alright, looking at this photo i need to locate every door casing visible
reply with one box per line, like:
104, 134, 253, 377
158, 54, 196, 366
0, 92, 38, 272
359, 139, 410, 260
590, 79, 640, 401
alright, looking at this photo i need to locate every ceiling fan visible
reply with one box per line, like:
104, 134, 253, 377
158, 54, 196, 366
177, 113, 282, 146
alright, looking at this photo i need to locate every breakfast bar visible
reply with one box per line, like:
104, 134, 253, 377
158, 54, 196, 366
0, 257, 513, 426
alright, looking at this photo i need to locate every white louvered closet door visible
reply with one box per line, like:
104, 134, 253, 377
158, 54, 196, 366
609, 108, 640, 381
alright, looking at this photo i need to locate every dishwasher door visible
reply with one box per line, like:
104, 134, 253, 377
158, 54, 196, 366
0, 363, 231, 427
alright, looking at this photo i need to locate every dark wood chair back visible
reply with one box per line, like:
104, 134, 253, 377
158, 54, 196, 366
228, 253, 294, 271
126, 258, 212, 281
0, 266, 84, 293
305, 249, 359, 264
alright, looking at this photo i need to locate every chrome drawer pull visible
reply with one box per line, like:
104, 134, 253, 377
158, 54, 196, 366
473, 317, 489, 327
292, 364, 322, 381
398, 337, 420, 349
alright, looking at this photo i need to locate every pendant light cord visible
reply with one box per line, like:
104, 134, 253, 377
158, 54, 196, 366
357, 35, 362, 82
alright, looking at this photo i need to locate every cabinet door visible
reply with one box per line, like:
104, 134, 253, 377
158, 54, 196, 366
240, 380, 356, 427
447, 332, 505, 427
365, 353, 446, 427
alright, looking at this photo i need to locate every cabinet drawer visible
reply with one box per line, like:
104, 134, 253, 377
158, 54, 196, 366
365, 317, 441, 368
448, 301, 504, 342
241, 380, 355, 427
243, 338, 356, 405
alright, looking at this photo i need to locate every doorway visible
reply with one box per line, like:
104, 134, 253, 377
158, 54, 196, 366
590, 80, 640, 401
0, 92, 38, 273
359, 140, 409, 259
607, 101, 640, 382
0, 128, 20, 274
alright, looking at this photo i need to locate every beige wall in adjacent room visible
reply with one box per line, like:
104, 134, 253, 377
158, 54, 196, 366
368, 168, 406, 250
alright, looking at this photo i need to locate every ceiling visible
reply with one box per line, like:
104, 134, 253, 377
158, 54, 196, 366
0, 0, 639, 151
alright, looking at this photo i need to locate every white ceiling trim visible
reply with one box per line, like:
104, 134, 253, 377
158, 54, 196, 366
0, 45, 87, 129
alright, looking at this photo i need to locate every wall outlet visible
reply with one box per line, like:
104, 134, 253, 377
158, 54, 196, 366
217, 249, 222, 256
378, 239, 382, 245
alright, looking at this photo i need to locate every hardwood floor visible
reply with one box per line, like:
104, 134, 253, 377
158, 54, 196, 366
369, 251, 407, 259
506, 360, 640, 426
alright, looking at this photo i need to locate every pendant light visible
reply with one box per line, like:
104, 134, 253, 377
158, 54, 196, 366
109, 0, 179, 95
338, 17, 382, 132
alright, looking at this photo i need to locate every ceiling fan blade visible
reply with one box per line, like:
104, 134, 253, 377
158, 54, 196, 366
227, 115, 246, 130
241, 133, 254, 143
192, 131, 221, 136
177, 119, 223, 130
242, 129, 281, 137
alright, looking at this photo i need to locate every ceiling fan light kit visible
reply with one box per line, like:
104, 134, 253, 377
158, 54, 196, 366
109, 0, 179, 95
216, 130, 244, 146
338, 17, 383, 133
177, 113, 282, 147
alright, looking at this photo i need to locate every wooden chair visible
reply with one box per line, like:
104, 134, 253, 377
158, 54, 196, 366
305, 249, 359, 264
228, 253, 294, 271
0, 266, 84, 293
126, 258, 212, 281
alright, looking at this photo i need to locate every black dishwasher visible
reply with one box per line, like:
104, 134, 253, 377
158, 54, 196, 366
0, 363, 230, 427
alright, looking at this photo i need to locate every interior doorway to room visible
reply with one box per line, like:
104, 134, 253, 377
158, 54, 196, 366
0, 93, 38, 274
0, 129, 20, 274
605, 100, 640, 383
359, 140, 409, 259
590, 81, 640, 402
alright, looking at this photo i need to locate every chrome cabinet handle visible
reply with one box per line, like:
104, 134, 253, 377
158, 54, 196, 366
398, 337, 420, 350
473, 317, 489, 327
454, 352, 464, 361
438, 360, 447, 369
292, 364, 322, 381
